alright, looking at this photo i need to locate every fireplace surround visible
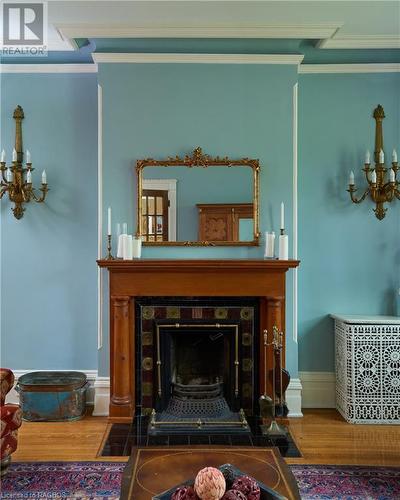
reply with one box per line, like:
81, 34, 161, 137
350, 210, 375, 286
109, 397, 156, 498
97, 259, 299, 419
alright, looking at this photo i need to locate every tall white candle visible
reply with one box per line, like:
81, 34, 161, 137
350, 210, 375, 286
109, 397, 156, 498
379, 149, 384, 164
41, 170, 47, 184
26, 170, 32, 183
349, 171, 355, 185
280, 202, 284, 230
12, 148, 17, 162
365, 150, 371, 164
107, 207, 112, 236
371, 170, 377, 184
26, 150, 31, 163
393, 149, 398, 163
0, 149, 5, 162
390, 168, 395, 183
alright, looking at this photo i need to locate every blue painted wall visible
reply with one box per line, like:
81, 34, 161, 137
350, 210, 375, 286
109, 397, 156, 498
98, 63, 298, 376
298, 73, 400, 372
0, 73, 98, 369
2, 64, 398, 383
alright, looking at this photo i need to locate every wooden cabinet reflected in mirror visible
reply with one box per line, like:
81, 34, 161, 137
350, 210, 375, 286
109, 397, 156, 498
136, 147, 260, 246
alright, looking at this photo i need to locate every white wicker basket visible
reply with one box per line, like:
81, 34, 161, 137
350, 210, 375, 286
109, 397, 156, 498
332, 315, 400, 424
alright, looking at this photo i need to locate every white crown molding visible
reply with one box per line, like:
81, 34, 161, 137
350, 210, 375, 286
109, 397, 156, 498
57, 23, 339, 41
0, 64, 98, 74
318, 36, 400, 50
300, 371, 336, 409
299, 63, 400, 74
92, 53, 304, 65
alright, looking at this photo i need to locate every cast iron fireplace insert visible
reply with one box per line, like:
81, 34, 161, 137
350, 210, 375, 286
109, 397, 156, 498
135, 297, 260, 434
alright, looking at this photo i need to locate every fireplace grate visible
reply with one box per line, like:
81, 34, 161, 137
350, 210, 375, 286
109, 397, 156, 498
166, 394, 231, 418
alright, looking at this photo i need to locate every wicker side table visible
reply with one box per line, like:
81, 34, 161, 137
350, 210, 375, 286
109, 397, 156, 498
331, 315, 400, 424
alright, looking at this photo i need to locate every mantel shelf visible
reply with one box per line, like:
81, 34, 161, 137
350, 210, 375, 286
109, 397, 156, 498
97, 258, 300, 272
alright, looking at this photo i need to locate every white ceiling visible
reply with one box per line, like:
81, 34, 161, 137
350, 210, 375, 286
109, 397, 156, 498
40, 1, 400, 50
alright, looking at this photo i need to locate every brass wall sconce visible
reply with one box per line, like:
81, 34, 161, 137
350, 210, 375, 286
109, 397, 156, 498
347, 105, 398, 220
0, 105, 49, 219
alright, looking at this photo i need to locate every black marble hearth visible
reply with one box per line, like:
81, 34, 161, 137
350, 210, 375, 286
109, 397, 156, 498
100, 411, 302, 458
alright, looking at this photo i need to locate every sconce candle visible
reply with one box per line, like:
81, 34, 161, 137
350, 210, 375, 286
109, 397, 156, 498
12, 148, 17, 162
349, 171, 355, 185
26, 170, 32, 183
347, 105, 399, 220
41, 170, 47, 184
26, 150, 31, 163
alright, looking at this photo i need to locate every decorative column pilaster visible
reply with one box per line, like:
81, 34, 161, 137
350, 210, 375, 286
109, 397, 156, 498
110, 296, 134, 417
260, 297, 284, 397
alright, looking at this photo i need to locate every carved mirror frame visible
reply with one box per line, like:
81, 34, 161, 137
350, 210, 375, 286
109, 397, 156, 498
136, 147, 260, 246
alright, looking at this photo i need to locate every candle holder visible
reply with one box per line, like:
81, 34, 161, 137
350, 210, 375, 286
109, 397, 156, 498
106, 234, 114, 260
0, 106, 49, 219
347, 105, 399, 220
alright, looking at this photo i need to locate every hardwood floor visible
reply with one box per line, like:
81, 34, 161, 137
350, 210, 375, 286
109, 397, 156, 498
12, 409, 400, 466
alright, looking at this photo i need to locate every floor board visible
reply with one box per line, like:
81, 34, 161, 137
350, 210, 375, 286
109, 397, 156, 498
12, 409, 400, 466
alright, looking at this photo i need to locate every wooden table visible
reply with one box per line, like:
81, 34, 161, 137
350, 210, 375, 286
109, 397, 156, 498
120, 447, 300, 500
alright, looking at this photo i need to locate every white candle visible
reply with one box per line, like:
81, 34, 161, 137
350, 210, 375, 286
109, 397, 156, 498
26, 170, 32, 183
107, 207, 112, 236
132, 236, 142, 259
280, 202, 284, 230
26, 150, 31, 163
393, 149, 398, 163
365, 150, 370, 164
371, 170, 377, 184
6, 168, 12, 182
12, 148, 17, 162
379, 149, 384, 164
41, 170, 47, 184
349, 171, 355, 185
390, 168, 396, 183
0, 149, 5, 162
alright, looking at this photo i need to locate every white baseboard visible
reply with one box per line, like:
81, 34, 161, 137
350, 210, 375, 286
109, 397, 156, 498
286, 377, 303, 417
5, 371, 309, 417
84, 377, 304, 418
92, 377, 110, 416
5, 370, 98, 407
299, 371, 336, 408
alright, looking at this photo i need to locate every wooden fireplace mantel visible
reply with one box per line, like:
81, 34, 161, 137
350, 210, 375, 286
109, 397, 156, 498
98, 259, 299, 418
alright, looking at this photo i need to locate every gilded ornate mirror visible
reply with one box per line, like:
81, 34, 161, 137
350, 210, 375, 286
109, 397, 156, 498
136, 147, 260, 246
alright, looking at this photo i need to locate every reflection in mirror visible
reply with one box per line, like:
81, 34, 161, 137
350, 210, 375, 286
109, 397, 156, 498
136, 148, 260, 246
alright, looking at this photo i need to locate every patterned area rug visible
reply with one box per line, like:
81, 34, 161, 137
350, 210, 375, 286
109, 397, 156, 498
290, 464, 400, 500
0, 462, 124, 499
1, 462, 400, 499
